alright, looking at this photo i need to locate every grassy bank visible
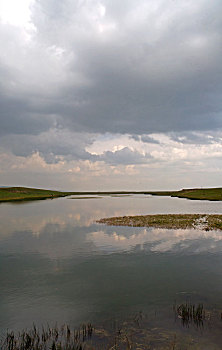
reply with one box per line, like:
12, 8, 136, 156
97, 214, 222, 231
148, 187, 222, 201
0, 187, 72, 202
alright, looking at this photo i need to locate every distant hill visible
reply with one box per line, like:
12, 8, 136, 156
0, 187, 72, 202
149, 188, 222, 201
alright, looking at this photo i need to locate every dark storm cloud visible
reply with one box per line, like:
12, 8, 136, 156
0, 93, 55, 135
130, 135, 159, 144
31, 0, 222, 135
0, 129, 96, 163
169, 131, 222, 145
99, 147, 152, 165
1, 0, 222, 141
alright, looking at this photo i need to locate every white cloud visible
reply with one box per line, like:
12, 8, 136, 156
0, 0, 34, 28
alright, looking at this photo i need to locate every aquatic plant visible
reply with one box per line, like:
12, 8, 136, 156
175, 303, 205, 327
0, 323, 93, 350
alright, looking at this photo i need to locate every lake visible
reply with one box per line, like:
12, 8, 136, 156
1, 194, 222, 348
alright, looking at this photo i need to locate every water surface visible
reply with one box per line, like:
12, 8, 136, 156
1, 195, 222, 346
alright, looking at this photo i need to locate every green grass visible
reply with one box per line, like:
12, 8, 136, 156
149, 188, 222, 201
97, 214, 222, 231
0, 187, 73, 202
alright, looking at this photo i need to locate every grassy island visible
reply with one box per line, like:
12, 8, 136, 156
0, 187, 72, 202
97, 214, 222, 231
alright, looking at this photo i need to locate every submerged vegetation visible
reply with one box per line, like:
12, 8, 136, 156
2, 306, 222, 350
69, 196, 101, 199
97, 214, 222, 231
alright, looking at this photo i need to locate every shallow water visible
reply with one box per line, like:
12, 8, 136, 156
1, 195, 222, 347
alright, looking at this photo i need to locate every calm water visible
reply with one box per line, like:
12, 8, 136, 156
1, 194, 222, 345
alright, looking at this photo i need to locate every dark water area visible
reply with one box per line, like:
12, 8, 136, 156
1, 195, 222, 348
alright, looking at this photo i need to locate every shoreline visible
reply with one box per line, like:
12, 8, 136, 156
1, 186, 222, 202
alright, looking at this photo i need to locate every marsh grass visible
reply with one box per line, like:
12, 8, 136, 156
97, 214, 222, 231
2, 310, 222, 350
174, 303, 205, 328
97, 214, 200, 229
1, 324, 93, 350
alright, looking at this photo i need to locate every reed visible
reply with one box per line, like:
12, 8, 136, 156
175, 303, 205, 327
1, 323, 93, 350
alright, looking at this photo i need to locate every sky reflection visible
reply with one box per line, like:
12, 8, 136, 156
1, 195, 222, 332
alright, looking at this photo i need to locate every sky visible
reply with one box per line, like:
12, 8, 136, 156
1, 0, 222, 191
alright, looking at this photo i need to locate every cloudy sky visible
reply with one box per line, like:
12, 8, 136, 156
0, 0, 222, 190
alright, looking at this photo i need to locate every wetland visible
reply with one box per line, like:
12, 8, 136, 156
1, 193, 222, 348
